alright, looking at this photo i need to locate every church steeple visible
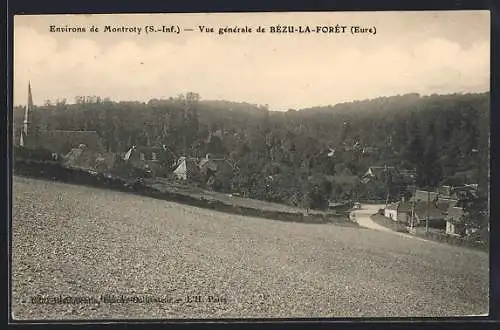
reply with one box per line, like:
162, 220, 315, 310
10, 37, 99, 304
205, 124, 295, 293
20, 81, 33, 147
23, 80, 33, 135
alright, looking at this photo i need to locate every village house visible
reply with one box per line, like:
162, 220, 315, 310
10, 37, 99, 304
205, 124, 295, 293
412, 201, 449, 229
384, 194, 449, 229
361, 146, 378, 155
172, 156, 200, 181
362, 165, 416, 185
453, 184, 479, 200
437, 185, 455, 198
198, 153, 236, 190
123, 145, 173, 178
403, 185, 486, 234
384, 200, 412, 223
363, 165, 396, 179
411, 190, 439, 202
410, 188, 460, 206
413, 184, 478, 205
445, 206, 466, 237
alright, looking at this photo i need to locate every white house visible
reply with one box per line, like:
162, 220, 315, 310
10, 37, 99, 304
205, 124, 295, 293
384, 201, 412, 223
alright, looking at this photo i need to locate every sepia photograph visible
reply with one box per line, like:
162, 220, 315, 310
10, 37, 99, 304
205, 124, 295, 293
11, 11, 490, 320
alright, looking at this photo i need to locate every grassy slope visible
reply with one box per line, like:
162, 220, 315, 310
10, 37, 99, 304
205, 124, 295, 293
12, 177, 488, 319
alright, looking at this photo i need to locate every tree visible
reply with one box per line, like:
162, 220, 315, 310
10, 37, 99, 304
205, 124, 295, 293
419, 136, 443, 188
461, 190, 489, 229
17, 91, 489, 210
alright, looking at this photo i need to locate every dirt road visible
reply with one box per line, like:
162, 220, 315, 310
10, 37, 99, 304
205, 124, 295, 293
352, 204, 444, 245
351, 204, 392, 232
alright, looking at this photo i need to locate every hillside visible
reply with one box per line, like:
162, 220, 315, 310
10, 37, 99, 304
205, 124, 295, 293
12, 92, 489, 216
12, 177, 489, 319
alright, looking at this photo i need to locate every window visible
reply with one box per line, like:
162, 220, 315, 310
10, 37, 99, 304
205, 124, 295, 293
140, 153, 145, 161
152, 152, 157, 161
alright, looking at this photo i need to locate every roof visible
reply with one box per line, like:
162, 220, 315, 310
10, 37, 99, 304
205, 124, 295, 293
134, 146, 167, 152
438, 185, 453, 197
26, 130, 103, 155
414, 201, 447, 219
412, 190, 439, 202
199, 158, 218, 172
386, 202, 399, 211
398, 202, 413, 213
362, 147, 378, 152
438, 198, 459, 207
173, 157, 199, 176
446, 207, 465, 223
365, 166, 395, 177
385, 201, 412, 212
200, 158, 235, 174
125, 145, 170, 161
63, 148, 111, 171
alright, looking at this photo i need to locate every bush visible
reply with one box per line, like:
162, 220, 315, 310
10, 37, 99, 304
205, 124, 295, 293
14, 146, 57, 162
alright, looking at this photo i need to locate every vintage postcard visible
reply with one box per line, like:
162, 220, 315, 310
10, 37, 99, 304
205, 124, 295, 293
11, 11, 490, 320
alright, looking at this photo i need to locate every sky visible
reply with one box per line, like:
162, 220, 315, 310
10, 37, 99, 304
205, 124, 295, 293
14, 11, 490, 111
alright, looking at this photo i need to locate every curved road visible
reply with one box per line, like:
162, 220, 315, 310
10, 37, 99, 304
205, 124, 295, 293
351, 204, 392, 232
352, 204, 444, 244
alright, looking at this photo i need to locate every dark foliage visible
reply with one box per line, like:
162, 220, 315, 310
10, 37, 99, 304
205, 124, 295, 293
13, 92, 489, 212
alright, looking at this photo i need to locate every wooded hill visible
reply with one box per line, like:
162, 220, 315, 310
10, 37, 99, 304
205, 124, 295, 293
13, 92, 489, 215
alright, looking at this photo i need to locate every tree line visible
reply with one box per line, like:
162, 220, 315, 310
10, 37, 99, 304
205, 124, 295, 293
13, 92, 489, 221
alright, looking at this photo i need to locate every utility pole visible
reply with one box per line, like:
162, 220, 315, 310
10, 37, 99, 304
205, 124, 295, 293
411, 196, 415, 229
410, 185, 416, 230
426, 189, 430, 233
385, 165, 390, 207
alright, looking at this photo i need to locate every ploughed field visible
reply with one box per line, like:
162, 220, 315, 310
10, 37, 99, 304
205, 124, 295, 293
12, 176, 488, 319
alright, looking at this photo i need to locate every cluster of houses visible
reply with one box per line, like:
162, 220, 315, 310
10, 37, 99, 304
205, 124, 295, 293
16, 82, 236, 189
351, 164, 486, 238
383, 185, 481, 237
15, 83, 489, 228
123, 145, 236, 189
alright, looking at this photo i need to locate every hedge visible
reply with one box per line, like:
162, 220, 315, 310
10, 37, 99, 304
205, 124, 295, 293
13, 159, 351, 225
